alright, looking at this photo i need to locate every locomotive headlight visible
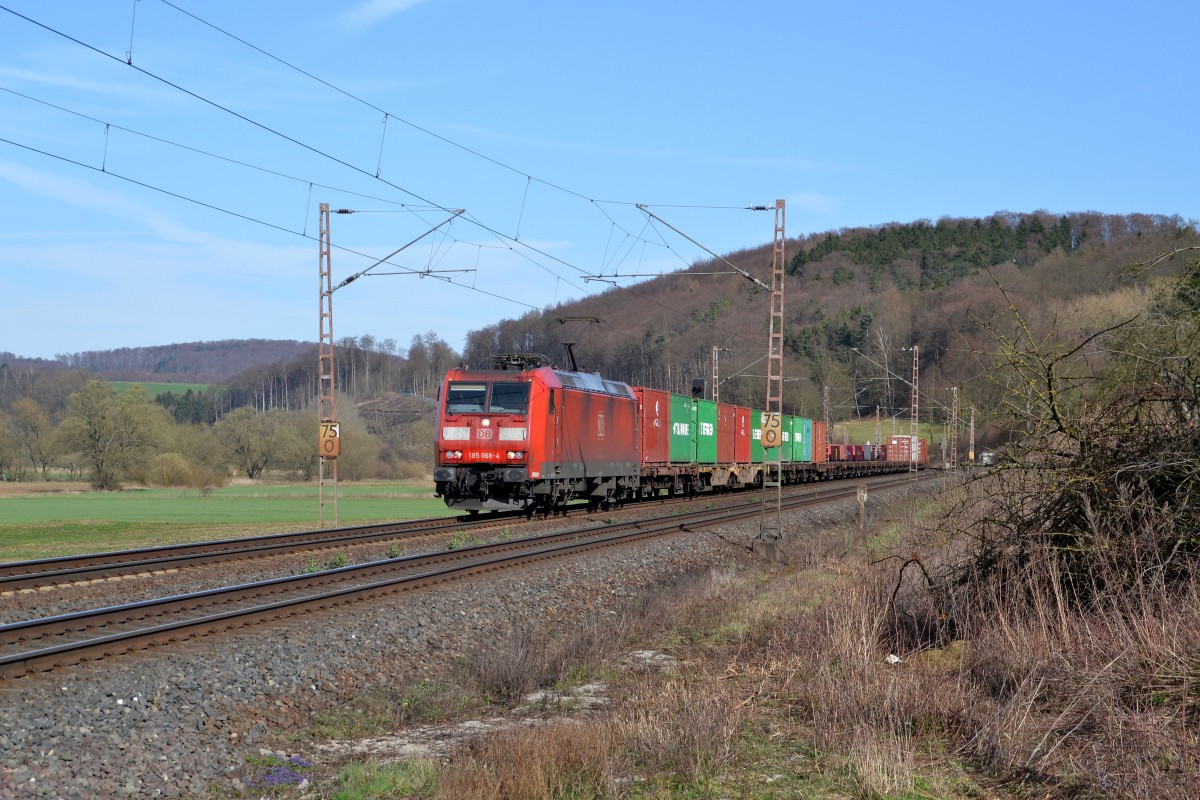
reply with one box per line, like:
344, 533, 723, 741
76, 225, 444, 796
506, 450, 524, 460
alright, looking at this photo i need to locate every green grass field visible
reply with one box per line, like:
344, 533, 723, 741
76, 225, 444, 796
0, 481, 456, 562
830, 417, 944, 448
112, 381, 211, 395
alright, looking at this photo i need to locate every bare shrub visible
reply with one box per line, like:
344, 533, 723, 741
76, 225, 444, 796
189, 463, 226, 493
631, 566, 742, 640
464, 626, 549, 706
463, 567, 745, 708
541, 615, 626, 682
142, 452, 193, 487
896, 505, 1200, 797
947, 259, 1200, 607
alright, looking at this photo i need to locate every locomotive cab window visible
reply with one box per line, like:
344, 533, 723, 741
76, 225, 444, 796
446, 383, 488, 413
489, 382, 530, 414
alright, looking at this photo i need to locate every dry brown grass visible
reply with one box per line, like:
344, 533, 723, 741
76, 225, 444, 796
437, 721, 616, 799
888, 484, 1200, 798
436, 566, 751, 797
462, 566, 745, 710
948, 564, 1200, 797
610, 676, 741, 785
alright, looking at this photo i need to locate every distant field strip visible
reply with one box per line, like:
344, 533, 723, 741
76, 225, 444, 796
112, 381, 211, 394
0, 481, 453, 561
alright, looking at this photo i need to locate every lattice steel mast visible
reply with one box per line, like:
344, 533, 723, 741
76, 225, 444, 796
318, 203, 338, 525
909, 345, 919, 477
950, 386, 959, 471
758, 199, 785, 543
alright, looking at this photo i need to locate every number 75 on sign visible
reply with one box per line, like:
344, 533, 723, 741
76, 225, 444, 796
319, 422, 341, 458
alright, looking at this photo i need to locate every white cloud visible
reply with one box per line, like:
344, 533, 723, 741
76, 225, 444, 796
0, 160, 213, 244
0, 63, 180, 106
338, 0, 431, 32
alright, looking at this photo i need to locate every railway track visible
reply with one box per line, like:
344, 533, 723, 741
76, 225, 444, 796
0, 514, 513, 593
0, 471, 924, 592
0, 473, 929, 679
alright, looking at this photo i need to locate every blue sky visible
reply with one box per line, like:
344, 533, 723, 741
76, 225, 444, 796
2, 1, 1197, 360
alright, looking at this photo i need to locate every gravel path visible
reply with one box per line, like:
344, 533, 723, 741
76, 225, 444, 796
0, 485, 915, 798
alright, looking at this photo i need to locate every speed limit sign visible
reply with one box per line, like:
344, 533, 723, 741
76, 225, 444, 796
762, 413, 782, 449
319, 421, 341, 459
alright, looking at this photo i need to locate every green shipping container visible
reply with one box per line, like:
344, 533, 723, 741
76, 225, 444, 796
695, 399, 718, 464
668, 394, 695, 463
750, 409, 765, 463
777, 415, 790, 462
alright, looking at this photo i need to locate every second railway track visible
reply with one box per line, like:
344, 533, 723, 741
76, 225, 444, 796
0, 514, 503, 592
0, 474, 928, 679
0, 473, 924, 593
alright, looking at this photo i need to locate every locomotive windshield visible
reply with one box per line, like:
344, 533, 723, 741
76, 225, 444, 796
489, 382, 530, 413
446, 383, 487, 413
445, 381, 530, 414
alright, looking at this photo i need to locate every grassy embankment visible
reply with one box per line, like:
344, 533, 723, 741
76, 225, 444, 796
245, 478, 1198, 800
0, 481, 454, 562
235, 488, 980, 799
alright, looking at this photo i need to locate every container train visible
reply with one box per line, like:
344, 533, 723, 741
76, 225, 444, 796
433, 355, 926, 513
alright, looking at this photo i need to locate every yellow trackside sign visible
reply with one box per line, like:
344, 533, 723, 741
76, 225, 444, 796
319, 421, 341, 458
762, 412, 782, 449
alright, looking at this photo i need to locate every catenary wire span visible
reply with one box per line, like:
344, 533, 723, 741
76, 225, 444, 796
156, 0, 754, 217
0, 3, 762, 343
0, 86, 444, 215
151, 1, 760, 268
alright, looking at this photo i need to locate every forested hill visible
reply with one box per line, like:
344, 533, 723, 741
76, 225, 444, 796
461, 211, 1200, 434
0, 339, 311, 383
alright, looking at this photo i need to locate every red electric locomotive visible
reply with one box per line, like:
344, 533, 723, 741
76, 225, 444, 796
435, 354, 926, 513
433, 354, 639, 513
